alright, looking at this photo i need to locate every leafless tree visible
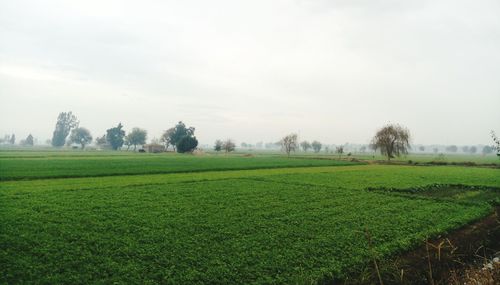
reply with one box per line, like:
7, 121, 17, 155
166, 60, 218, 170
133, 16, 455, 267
280, 133, 298, 157
223, 139, 236, 153
371, 124, 411, 161
336, 145, 344, 159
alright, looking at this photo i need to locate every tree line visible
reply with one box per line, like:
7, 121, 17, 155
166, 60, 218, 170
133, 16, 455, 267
48, 112, 198, 153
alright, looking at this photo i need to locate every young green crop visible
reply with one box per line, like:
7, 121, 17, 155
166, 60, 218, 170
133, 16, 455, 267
0, 153, 360, 181
1, 156, 499, 284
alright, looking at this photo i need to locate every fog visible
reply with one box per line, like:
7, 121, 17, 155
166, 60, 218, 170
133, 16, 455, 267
1, 0, 499, 145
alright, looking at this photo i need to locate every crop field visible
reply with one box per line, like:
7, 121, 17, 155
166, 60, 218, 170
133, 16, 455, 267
1, 151, 500, 284
0, 151, 359, 181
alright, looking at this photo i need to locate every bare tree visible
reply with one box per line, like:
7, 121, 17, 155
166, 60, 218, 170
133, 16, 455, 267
336, 145, 344, 159
491, 130, 500, 157
222, 139, 236, 153
280, 133, 298, 157
371, 124, 411, 161
160, 128, 175, 151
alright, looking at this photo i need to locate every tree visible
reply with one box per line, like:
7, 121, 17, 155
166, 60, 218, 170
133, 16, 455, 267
371, 124, 411, 161
279, 133, 298, 157
445, 145, 458, 153
482, 145, 493, 155
160, 128, 175, 151
106, 123, 126, 150
418, 146, 425, 152
311, 140, 322, 153
126, 128, 147, 151
95, 135, 107, 147
51, 112, 78, 147
25, 134, 34, 146
169, 122, 195, 152
176, 136, 198, 153
491, 130, 500, 157
462, 146, 469, 153
300, 141, 311, 152
222, 139, 236, 153
9, 134, 16, 145
70, 127, 92, 149
359, 146, 367, 153
214, 140, 223, 152
469, 146, 477, 154
336, 145, 344, 159
241, 142, 248, 148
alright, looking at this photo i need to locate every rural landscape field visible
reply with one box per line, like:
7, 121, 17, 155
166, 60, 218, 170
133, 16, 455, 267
1, 150, 499, 284
2, 1, 500, 284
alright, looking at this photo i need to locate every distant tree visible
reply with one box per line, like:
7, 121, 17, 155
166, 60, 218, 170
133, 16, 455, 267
418, 146, 425, 152
462, 146, 469, 153
223, 139, 236, 153
214, 140, 223, 152
126, 128, 147, 151
300, 141, 311, 152
433, 147, 438, 154
336, 145, 344, 159
324, 146, 330, 153
469, 146, 477, 154
359, 145, 367, 153
482, 145, 493, 155
24, 134, 34, 146
371, 124, 411, 161
170, 122, 195, 150
95, 135, 107, 147
280, 133, 298, 157
51, 112, 79, 147
160, 128, 175, 151
9, 134, 16, 145
241, 142, 248, 148
69, 127, 92, 149
256, 142, 263, 149
45, 139, 52, 145
176, 136, 198, 153
311, 141, 322, 153
491, 130, 500, 157
445, 145, 458, 153
106, 123, 126, 150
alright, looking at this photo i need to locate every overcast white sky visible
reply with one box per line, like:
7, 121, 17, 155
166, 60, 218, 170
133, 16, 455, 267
1, 0, 499, 145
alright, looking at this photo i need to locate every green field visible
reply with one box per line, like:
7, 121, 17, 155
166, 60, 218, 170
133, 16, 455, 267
1, 151, 499, 284
0, 151, 359, 181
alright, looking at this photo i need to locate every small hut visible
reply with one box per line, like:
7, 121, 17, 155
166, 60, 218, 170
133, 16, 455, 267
143, 144, 165, 153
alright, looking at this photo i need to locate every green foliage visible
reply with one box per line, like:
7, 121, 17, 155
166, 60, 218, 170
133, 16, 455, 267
214, 139, 223, 152
69, 127, 92, 149
24, 134, 34, 146
1, 157, 498, 284
176, 135, 198, 153
311, 140, 322, 153
126, 128, 147, 150
106, 123, 125, 150
164, 121, 198, 153
51, 112, 78, 147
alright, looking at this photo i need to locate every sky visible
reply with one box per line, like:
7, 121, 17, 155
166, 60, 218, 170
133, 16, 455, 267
1, 0, 499, 146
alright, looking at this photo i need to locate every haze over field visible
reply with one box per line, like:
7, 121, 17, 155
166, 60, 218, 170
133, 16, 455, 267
1, 0, 499, 145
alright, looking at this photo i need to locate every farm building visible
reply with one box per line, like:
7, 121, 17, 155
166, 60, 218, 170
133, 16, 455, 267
143, 144, 165, 153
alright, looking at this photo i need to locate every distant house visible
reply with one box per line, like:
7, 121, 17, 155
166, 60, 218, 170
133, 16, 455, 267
143, 144, 165, 153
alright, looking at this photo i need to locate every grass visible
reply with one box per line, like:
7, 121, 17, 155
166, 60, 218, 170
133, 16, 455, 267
1, 150, 499, 284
